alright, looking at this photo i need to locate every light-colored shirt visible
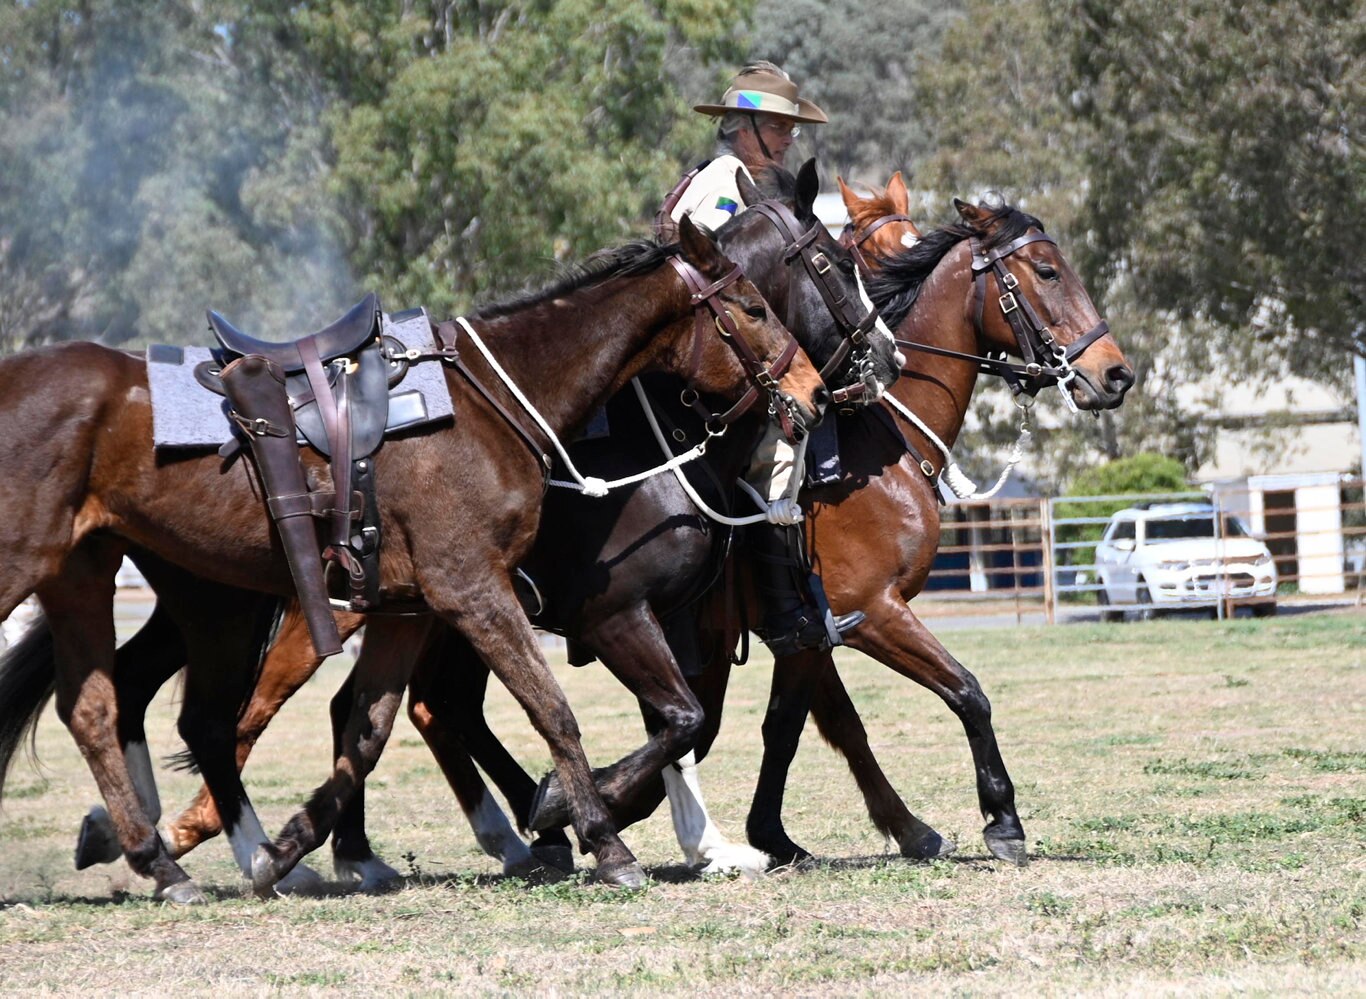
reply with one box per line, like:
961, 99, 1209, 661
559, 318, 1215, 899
669, 155, 754, 234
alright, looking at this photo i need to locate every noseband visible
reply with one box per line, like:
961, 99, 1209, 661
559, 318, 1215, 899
867, 225, 1113, 408
667, 254, 804, 441
748, 201, 881, 405
969, 232, 1111, 403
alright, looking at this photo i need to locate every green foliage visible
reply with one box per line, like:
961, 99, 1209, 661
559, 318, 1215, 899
1066, 0, 1366, 374
318, 0, 752, 315
748, 0, 960, 180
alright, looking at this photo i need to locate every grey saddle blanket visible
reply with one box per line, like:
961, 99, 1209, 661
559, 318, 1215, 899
147, 308, 454, 449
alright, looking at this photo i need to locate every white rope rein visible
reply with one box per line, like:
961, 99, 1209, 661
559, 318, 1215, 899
883, 392, 1034, 501
454, 317, 712, 498
631, 379, 776, 526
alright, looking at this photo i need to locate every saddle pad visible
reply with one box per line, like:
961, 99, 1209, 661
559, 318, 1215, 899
147, 307, 455, 450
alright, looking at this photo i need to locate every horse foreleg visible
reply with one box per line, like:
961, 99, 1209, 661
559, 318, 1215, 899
845, 594, 1026, 865
252, 614, 428, 897
429, 578, 642, 888
525, 605, 702, 832
809, 662, 955, 859
406, 635, 574, 873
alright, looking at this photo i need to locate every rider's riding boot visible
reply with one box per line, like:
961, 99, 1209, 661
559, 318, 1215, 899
749, 522, 865, 657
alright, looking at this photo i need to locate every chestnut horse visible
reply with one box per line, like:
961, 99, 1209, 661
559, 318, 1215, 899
0, 216, 825, 901
127, 187, 1131, 884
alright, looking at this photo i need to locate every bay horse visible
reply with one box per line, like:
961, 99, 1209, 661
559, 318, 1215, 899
0, 215, 826, 901
121, 183, 1131, 883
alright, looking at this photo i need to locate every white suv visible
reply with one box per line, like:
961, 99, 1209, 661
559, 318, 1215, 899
1093, 502, 1277, 620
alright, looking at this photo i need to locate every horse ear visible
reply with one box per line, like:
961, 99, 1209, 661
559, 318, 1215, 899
837, 175, 860, 215
954, 198, 986, 225
677, 214, 726, 276
887, 171, 910, 213
794, 158, 819, 216
736, 168, 763, 210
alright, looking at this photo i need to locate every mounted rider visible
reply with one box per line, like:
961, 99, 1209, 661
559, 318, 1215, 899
660, 61, 864, 657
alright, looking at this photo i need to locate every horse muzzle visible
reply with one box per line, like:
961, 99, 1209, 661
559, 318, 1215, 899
1070, 360, 1135, 411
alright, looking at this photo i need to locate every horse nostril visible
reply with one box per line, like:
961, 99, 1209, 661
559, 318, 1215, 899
1107, 364, 1135, 394
813, 385, 831, 410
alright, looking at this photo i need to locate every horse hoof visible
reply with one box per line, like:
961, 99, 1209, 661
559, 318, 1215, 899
156, 879, 207, 906
527, 772, 570, 832
334, 854, 402, 892
504, 854, 569, 883
900, 827, 957, 861
250, 846, 283, 899
594, 860, 647, 889
750, 831, 811, 869
985, 831, 1029, 867
274, 862, 326, 896
530, 842, 576, 874
74, 806, 123, 869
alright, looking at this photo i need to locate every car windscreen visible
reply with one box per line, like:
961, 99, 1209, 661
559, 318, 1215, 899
1145, 516, 1248, 541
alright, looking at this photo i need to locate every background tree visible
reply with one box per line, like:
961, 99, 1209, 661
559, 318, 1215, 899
1067, 0, 1366, 377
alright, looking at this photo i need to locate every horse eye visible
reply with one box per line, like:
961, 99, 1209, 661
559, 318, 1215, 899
745, 304, 767, 320
1036, 264, 1059, 280
838, 257, 857, 276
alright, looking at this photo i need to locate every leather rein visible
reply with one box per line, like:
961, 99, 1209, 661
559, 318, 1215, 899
746, 200, 881, 406
666, 254, 804, 442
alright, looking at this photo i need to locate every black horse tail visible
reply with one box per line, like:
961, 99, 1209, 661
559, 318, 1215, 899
0, 613, 56, 804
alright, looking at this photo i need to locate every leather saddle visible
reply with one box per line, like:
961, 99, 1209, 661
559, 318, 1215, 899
197, 293, 391, 656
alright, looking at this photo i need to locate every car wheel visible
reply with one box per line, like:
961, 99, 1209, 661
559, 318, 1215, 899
1096, 588, 1124, 623
1251, 601, 1278, 618
1135, 579, 1157, 621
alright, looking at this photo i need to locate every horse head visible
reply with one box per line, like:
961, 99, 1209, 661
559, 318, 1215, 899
838, 171, 923, 268
720, 159, 901, 406
952, 198, 1133, 412
674, 214, 827, 438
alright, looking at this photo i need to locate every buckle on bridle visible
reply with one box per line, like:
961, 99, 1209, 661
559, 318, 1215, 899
1001, 271, 1019, 291
755, 369, 778, 390
812, 252, 832, 275
1025, 362, 1044, 378
999, 291, 1019, 314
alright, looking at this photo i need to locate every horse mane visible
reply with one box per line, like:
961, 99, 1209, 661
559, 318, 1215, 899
866, 203, 1045, 330
470, 238, 675, 321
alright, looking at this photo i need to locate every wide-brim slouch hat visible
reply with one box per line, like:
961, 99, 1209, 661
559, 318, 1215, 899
693, 64, 828, 124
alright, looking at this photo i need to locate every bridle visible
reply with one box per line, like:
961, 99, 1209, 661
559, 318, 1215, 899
847, 214, 1113, 410
747, 200, 881, 405
666, 254, 805, 442
840, 213, 914, 276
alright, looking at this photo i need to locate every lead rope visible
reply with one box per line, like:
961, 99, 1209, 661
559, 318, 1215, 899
453, 317, 719, 497
631, 379, 777, 527
884, 391, 1035, 501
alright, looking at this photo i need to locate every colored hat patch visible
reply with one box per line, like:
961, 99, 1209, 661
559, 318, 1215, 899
735, 91, 765, 110
714, 197, 739, 215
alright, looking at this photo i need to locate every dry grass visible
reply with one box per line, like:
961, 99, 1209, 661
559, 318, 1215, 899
1, 605, 1363, 995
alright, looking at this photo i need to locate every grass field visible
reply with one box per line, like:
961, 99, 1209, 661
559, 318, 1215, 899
1, 609, 1363, 994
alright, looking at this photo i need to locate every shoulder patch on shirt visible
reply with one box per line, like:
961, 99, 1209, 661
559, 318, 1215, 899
714, 196, 739, 216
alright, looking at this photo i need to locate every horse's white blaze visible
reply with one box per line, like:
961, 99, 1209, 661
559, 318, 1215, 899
468, 788, 535, 873
663, 752, 770, 875
124, 740, 162, 823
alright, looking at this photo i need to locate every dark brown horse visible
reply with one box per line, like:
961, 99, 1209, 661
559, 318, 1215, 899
134, 185, 1130, 883
0, 216, 826, 901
